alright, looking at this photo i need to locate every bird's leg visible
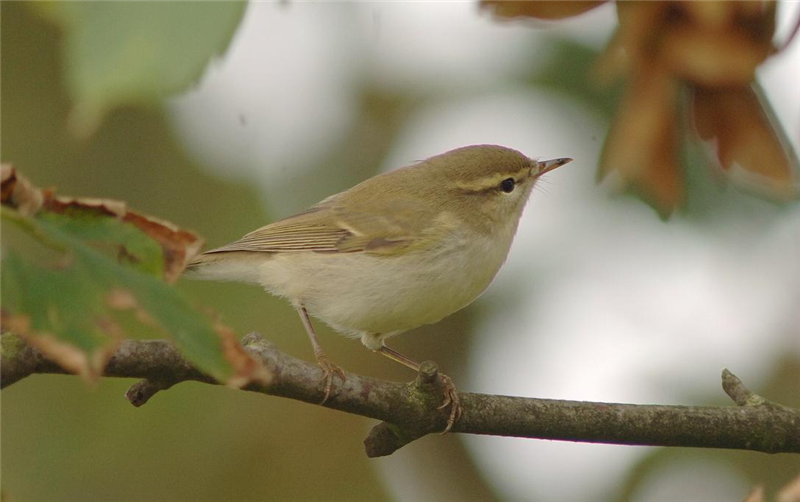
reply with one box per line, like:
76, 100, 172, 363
296, 306, 345, 404
378, 345, 462, 434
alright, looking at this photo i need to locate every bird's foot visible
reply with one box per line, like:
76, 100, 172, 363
315, 353, 346, 404
437, 373, 462, 434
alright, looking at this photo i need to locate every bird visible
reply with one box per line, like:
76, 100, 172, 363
186, 144, 572, 431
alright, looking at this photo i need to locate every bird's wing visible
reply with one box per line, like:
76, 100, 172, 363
203, 199, 445, 256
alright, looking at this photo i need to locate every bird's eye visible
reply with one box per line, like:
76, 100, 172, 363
500, 178, 515, 193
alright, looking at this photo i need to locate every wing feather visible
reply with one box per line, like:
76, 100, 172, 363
202, 199, 443, 256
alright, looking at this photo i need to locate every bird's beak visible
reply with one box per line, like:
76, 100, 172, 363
534, 158, 573, 176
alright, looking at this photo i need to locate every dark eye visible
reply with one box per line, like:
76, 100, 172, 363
500, 178, 515, 193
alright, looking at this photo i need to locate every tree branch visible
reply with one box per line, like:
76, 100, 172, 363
2, 332, 798, 457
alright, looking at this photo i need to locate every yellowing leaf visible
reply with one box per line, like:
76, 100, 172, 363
1, 168, 270, 386
2, 166, 202, 283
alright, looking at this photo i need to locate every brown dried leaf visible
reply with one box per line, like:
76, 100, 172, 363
683, 1, 776, 34
1, 165, 16, 201
1, 165, 44, 217
122, 212, 203, 283
666, 0, 775, 87
600, 63, 683, 213
603, 1, 776, 87
481, 0, 607, 20
734, 0, 777, 46
46, 196, 127, 218
215, 322, 272, 389
595, 1, 671, 82
693, 86, 795, 197
682, 1, 737, 31
660, 24, 773, 87
615, 1, 671, 59
736, 0, 776, 19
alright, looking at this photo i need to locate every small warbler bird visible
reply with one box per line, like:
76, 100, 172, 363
187, 144, 571, 431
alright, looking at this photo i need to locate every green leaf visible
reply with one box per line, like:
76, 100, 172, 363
0, 166, 268, 385
37, 208, 166, 278
2, 208, 234, 382
31, 1, 247, 135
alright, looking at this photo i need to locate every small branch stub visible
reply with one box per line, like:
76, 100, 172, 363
722, 368, 765, 407
415, 360, 440, 387
125, 378, 178, 407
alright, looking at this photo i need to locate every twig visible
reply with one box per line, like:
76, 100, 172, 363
2, 332, 798, 457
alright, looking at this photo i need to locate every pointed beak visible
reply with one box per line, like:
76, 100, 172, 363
534, 157, 573, 176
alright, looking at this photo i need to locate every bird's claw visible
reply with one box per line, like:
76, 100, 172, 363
436, 374, 462, 434
315, 354, 346, 404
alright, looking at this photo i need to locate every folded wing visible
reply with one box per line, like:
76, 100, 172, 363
203, 198, 441, 256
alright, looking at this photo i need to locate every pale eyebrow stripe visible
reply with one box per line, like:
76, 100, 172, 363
454, 167, 530, 192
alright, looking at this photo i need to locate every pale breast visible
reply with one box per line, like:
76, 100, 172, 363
257, 224, 514, 336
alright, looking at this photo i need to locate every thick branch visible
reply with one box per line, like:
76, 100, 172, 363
2, 332, 798, 457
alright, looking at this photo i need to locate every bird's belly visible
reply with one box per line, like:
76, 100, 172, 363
257, 236, 507, 335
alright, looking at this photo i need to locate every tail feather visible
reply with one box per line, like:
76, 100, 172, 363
184, 251, 264, 284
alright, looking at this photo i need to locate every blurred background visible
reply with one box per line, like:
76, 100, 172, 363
2, 2, 799, 501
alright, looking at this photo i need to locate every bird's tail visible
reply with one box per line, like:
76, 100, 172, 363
184, 251, 263, 284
